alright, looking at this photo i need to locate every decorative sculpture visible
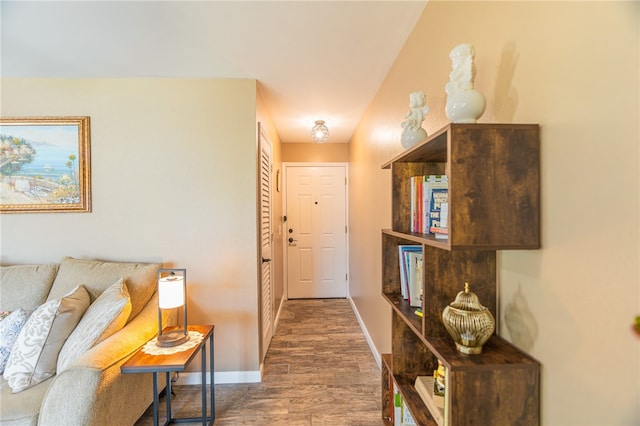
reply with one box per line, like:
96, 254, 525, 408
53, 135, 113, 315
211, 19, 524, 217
442, 283, 495, 354
445, 43, 486, 123
400, 91, 429, 149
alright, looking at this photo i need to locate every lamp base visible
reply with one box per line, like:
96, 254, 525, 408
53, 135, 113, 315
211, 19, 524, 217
156, 331, 190, 348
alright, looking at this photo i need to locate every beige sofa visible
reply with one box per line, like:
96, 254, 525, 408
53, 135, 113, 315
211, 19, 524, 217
0, 257, 168, 426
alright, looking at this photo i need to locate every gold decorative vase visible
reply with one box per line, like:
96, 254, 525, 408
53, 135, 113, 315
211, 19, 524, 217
442, 283, 495, 354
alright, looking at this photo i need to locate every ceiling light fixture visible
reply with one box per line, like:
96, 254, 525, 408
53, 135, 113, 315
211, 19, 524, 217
311, 120, 329, 143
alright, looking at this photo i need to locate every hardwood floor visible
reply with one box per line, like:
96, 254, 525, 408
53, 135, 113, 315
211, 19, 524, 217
135, 299, 384, 425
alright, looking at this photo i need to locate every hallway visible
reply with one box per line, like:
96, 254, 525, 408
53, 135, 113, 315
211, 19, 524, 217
136, 299, 384, 425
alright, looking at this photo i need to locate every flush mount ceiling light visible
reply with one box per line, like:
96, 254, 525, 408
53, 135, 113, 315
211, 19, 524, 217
311, 120, 329, 143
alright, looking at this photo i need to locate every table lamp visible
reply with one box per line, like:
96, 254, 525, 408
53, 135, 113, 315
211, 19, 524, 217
156, 269, 189, 347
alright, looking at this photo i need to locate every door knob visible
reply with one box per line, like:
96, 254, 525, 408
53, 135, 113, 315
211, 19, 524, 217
288, 237, 297, 243
262, 257, 271, 263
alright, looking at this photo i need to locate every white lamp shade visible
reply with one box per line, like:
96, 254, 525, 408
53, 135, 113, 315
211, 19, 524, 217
158, 275, 185, 309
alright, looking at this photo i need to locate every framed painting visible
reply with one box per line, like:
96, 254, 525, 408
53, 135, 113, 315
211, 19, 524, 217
0, 116, 91, 213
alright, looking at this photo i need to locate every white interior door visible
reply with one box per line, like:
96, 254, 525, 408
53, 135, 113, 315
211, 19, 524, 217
285, 165, 347, 299
258, 125, 273, 361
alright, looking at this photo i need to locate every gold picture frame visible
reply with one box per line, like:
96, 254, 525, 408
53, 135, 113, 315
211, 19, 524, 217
0, 116, 91, 213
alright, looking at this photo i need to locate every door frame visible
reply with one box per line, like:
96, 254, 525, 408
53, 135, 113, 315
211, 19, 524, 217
282, 162, 349, 300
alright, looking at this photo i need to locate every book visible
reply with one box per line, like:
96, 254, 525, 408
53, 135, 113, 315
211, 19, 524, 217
422, 175, 448, 234
430, 226, 448, 235
414, 376, 445, 425
406, 251, 423, 308
387, 372, 395, 424
398, 245, 421, 299
430, 201, 448, 240
393, 381, 417, 426
428, 187, 448, 232
402, 399, 416, 426
393, 383, 402, 426
410, 176, 424, 233
410, 177, 416, 233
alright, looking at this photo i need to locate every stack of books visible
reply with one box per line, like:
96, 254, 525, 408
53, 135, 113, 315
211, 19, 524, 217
409, 175, 448, 239
398, 245, 422, 308
414, 360, 447, 425
393, 382, 417, 426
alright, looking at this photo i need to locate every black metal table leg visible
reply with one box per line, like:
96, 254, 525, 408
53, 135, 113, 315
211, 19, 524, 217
201, 342, 206, 425
153, 372, 159, 426
165, 371, 172, 425
209, 332, 215, 423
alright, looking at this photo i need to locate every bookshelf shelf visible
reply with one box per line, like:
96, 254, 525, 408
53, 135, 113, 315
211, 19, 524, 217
381, 123, 541, 425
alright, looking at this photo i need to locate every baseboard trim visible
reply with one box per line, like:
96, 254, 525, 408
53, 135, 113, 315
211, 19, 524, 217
174, 370, 261, 385
274, 296, 285, 332
348, 296, 382, 369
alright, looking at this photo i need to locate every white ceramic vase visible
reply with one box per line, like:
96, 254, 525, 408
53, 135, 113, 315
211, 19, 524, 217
445, 89, 486, 123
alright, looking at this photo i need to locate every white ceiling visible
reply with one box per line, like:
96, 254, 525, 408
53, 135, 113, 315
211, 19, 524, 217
0, 1, 427, 143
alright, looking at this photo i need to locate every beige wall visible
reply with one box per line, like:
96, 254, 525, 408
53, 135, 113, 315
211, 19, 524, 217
349, 2, 639, 425
0, 78, 266, 380
282, 142, 349, 163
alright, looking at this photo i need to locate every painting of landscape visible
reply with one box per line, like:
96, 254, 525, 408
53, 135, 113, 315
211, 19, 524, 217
0, 117, 91, 213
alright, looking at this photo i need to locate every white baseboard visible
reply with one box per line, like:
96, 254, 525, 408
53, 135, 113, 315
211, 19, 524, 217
274, 296, 285, 332
174, 370, 261, 385
348, 296, 382, 369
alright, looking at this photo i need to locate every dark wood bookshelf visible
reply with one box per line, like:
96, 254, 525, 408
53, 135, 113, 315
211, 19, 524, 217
384, 123, 540, 251
380, 123, 541, 425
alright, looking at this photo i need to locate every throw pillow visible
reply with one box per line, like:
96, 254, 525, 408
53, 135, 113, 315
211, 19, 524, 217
48, 257, 160, 321
0, 264, 59, 312
3, 285, 90, 393
57, 278, 131, 372
0, 309, 30, 374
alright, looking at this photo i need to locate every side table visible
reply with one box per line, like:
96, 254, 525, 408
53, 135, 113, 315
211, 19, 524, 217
121, 325, 215, 425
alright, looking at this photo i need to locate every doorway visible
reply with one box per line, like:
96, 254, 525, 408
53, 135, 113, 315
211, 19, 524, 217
284, 163, 348, 299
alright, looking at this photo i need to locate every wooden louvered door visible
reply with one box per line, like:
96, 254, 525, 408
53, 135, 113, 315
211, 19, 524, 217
258, 124, 273, 362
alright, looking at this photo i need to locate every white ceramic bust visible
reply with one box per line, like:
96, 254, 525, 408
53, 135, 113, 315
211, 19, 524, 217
445, 43, 486, 123
400, 91, 429, 149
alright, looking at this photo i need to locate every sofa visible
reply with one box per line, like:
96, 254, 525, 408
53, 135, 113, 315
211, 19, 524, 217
0, 256, 171, 426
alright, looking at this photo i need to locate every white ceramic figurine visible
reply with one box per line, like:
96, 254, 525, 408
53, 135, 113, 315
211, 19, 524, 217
400, 91, 429, 149
445, 43, 486, 123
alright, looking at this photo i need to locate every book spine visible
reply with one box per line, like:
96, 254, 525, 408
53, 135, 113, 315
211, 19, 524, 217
429, 226, 448, 234
410, 177, 416, 233
428, 187, 448, 232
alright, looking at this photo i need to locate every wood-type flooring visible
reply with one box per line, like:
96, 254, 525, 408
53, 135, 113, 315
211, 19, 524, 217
135, 299, 384, 425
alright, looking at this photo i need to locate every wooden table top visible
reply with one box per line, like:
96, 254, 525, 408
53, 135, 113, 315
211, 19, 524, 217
121, 325, 214, 374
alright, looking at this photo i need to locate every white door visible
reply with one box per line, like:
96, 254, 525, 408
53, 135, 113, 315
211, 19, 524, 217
258, 125, 273, 361
285, 165, 347, 299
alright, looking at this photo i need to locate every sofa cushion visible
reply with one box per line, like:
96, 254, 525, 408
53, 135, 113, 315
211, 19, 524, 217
0, 309, 31, 374
0, 264, 59, 312
3, 286, 89, 393
57, 278, 131, 372
0, 375, 52, 425
48, 257, 160, 320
